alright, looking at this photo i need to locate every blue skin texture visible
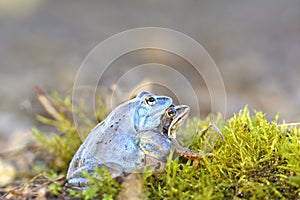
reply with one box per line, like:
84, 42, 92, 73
66, 91, 174, 189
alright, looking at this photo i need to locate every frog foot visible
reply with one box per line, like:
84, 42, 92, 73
169, 137, 215, 168
65, 163, 124, 190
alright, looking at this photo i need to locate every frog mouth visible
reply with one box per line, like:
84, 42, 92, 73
160, 104, 190, 138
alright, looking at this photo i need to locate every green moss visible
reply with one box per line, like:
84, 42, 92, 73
68, 166, 120, 200
32, 91, 106, 173
144, 106, 300, 199
33, 92, 300, 199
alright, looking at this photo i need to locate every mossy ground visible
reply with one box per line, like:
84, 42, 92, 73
2, 91, 299, 199
145, 108, 300, 199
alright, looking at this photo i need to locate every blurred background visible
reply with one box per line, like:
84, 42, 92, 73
0, 0, 300, 153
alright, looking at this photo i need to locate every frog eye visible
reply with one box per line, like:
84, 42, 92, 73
167, 108, 177, 118
145, 95, 156, 106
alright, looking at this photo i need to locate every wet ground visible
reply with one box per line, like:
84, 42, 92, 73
0, 0, 300, 155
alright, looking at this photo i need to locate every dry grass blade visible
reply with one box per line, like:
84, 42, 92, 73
1, 174, 65, 200
34, 85, 67, 120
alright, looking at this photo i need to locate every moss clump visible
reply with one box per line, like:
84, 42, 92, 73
145, 107, 300, 199
32, 89, 106, 173
68, 166, 120, 200
32, 90, 300, 199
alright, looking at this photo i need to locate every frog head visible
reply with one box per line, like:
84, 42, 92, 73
160, 104, 190, 138
132, 91, 173, 132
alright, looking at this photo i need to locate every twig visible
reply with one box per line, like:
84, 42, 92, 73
34, 85, 68, 120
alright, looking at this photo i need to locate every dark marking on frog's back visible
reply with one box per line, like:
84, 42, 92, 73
155, 162, 161, 170
124, 144, 128, 150
104, 139, 112, 145
96, 140, 103, 145
73, 157, 81, 169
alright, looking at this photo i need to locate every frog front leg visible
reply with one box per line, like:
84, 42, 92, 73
137, 131, 174, 170
169, 137, 215, 167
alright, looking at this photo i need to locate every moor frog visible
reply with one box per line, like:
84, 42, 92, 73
66, 91, 210, 189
